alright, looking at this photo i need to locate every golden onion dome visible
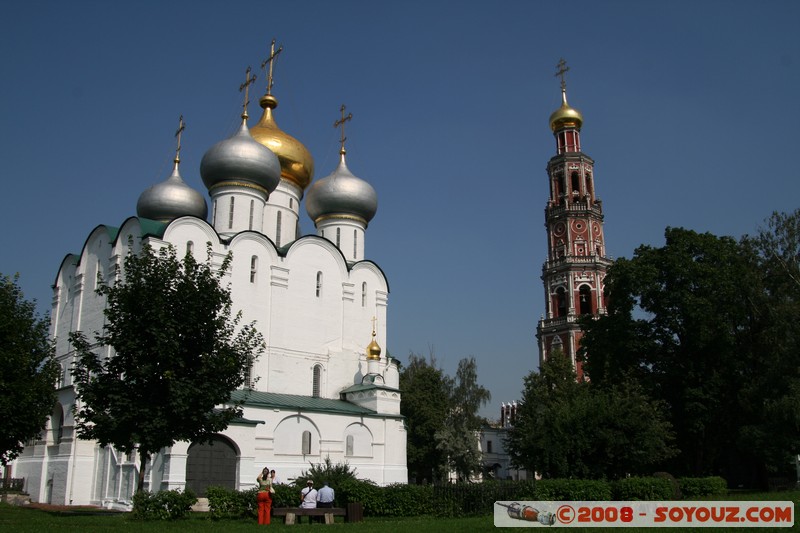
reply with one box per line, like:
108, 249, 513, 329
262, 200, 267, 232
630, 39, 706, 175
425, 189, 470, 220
366, 336, 382, 360
549, 88, 583, 131
250, 94, 315, 191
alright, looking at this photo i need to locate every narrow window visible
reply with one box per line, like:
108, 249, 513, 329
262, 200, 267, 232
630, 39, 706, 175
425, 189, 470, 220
212, 200, 217, 226
556, 287, 567, 317
289, 198, 294, 209
316, 272, 323, 298
353, 230, 357, 259
346, 435, 354, 456
244, 355, 254, 388
186, 241, 194, 255
228, 196, 235, 229
276, 212, 282, 247
571, 172, 580, 196
579, 285, 592, 315
585, 173, 593, 199
336, 228, 341, 248
312, 365, 322, 398
302, 431, 311, 455
250, 256, 258, 283
487, 440, 493, 454
361, 282, 367, 307
248, 199, 254, 230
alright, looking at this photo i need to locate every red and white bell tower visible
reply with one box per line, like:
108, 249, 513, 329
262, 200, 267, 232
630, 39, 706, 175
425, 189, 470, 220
536, 59, 612, 376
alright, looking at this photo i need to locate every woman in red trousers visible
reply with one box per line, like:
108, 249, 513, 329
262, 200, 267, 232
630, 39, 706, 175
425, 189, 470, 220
256, 466, 273, 524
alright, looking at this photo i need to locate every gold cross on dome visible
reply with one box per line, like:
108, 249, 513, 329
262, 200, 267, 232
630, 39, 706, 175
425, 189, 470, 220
174, 115, 185, 162
261, 39, 283, 95
555, 58, 570, 91
334, 104, 353, 154
239, 66, 257, 118
371, 316, 377, 335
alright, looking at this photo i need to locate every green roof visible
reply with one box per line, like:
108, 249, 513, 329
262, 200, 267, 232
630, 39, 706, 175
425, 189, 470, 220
230, 389, 402, 419
340, 382, 400, 394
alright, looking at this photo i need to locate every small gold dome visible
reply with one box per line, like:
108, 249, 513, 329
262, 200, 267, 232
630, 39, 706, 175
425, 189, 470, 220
366, 338, 382, 360
549, 89, 583, 131
250, 94, 315, 190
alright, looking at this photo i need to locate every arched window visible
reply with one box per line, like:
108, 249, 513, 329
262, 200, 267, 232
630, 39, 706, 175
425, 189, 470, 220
316, 272, 323, 298
186, 241, 194, 256
212, 200, 217, 226
353, 230, 358, 259
248, 199, 254, 230
336, 228, 341, 248
556, 287, 567, 317
346, 435, 354, 456
289, 198, 294, 209
585, 173, 593, 198
312, 365, 322, 398
571, 172, 580, 196
361, 282, 367, 307
276, 212, 282, 247
302, 431, 311, 455
579, 285, 592, 315
250, 256, 258, 283
228, 197, 235, 229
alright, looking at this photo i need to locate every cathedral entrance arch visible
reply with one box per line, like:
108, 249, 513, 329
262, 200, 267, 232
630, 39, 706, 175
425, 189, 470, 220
185, 435, 238, 496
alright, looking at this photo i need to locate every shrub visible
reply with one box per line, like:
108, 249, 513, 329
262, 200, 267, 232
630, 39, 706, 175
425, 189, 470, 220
612, 477, 674, 500
678, 476, 727, 498
130, 489, 197, 520
535, 479, 612, 501
206, 485, 256, 520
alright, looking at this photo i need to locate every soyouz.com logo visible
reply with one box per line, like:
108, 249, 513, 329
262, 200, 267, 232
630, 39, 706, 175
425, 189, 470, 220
493, 501, 794, 528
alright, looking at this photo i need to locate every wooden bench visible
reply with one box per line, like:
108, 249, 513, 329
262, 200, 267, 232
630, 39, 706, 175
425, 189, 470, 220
273, 507, 347, 525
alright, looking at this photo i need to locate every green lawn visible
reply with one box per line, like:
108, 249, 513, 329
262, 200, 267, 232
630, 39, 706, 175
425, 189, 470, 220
2, 491, 799, 532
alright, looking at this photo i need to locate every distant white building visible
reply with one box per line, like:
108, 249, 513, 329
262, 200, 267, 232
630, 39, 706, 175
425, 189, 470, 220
480, 402, 530, 481
12, 79, 406, 507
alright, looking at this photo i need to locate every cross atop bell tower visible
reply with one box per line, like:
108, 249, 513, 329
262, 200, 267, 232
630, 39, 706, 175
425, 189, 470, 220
536, 60, 613, 378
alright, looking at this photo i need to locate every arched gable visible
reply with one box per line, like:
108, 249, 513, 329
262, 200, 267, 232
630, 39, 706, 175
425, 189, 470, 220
273, 415, 321, 457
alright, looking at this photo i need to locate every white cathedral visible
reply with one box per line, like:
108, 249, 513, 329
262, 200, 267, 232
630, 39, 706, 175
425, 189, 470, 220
12, 63, 407, 507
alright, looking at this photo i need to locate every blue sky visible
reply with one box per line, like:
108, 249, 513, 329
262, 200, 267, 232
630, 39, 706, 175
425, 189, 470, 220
2, 1, 798, 419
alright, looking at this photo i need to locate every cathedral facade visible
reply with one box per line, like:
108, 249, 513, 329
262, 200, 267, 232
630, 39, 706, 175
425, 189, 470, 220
13, 67, 406, 507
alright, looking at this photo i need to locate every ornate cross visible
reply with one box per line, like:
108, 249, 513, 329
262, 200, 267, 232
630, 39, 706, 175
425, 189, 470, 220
239, 66, 257, 117
555, 58, 570, 91
174, 115, 185, 162
261, 39, 283, 95
334, 104, 353, 154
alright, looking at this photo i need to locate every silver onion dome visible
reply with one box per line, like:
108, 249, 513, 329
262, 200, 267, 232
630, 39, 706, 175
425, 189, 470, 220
137, 162, 208, 222
200, 121, 281, 195
306, 153, 377, 225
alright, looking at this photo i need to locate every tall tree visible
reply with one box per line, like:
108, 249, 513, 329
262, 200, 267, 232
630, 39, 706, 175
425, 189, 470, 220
70, 243, 264, 493
0, 274, 58, 465
435, 356, 491, 481
581, 226, 787, 482
399, 352, 450, 483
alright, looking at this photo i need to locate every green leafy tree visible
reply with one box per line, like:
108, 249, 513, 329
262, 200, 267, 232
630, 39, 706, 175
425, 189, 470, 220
0, 274, 58, 464
736, 210, 800, 482
581, 226, 785, 482
506, 350, 675, 479
400, 352, 451, 483
70, 243, 264, 493
435, 356, 491, 481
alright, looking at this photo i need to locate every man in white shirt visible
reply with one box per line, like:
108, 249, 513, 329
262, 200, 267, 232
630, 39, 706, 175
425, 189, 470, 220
299, 480, 318, 524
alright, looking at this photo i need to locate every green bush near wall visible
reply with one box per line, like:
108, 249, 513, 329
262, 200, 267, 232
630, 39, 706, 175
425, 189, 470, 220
678, 476, 728, 498
612, 476, 674, 500
130, 489, 197, 520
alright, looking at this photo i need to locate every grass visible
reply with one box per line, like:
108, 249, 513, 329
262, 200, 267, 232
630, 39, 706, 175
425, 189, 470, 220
1, 491, 798, 532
